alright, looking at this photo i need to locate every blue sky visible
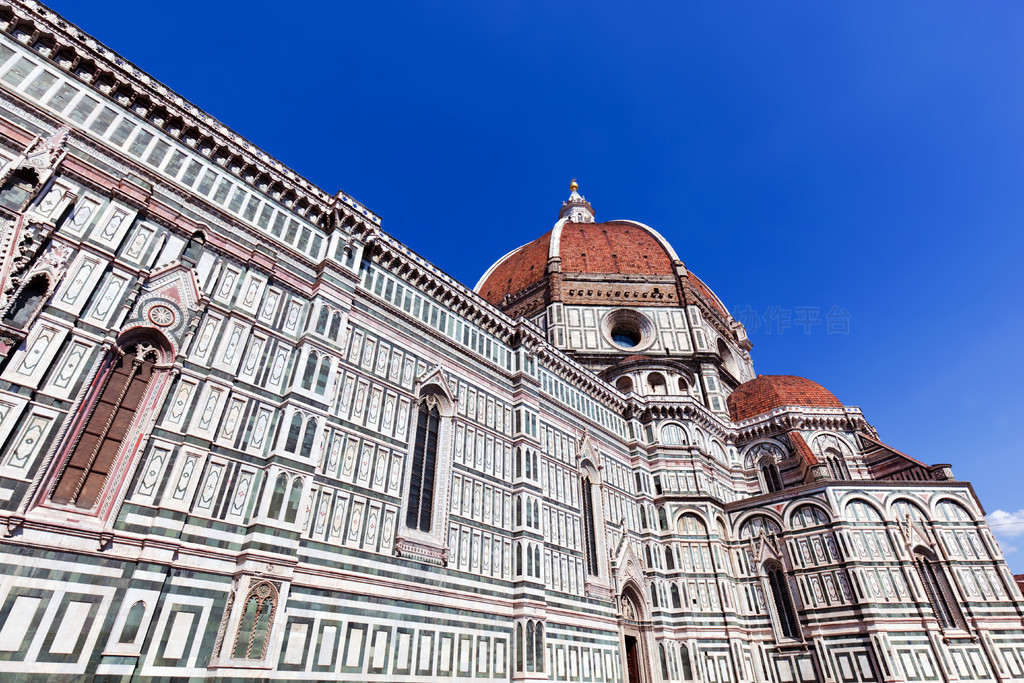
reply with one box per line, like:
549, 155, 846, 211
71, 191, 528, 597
46, 2, 1024, 568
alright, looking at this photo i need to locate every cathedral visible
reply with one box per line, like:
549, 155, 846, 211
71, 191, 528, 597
0, 1, 1020, 681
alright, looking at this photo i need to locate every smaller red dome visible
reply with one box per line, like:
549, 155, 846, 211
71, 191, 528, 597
728, 375, 843, 422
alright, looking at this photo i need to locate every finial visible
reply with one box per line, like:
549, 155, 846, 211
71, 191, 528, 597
570, 178, 578, 192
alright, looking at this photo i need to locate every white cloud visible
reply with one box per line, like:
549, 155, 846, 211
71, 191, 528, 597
987, 509, 1024, 539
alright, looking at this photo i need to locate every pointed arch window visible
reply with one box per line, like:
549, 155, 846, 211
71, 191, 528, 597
761, 460, 783, 493
2, 274, 48, 328
823, 448, 849, 480
315, 306, 329, 335
51, 343, 160, 509
765, 561, 800, 639
0, 167, 39, 211
118, 600, 146, 644
680, 644, 693, 680
232, 581, 278, 660
284, 414, 303, 452
581, 474, 599, 576
300, 351, 318, 390
914, 548, 963, 630
315, 357, 331, 394
407, 397, 441, 531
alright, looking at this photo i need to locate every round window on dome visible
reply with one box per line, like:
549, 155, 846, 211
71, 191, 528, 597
611, 325, 641, 348
602, 309, 655, 352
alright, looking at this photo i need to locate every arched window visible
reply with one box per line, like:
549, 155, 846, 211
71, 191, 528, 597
515, 623, 524, 672
660, 644, 670, 679
823, 448, 849, 480
680, 644, 693, 680
284, 414, 303, 452
914, 548, 962, 630
315, 357, 331, 394
665, 546, 675, 570
661, 423, 687, 446
616, 376, 634, 393
658, 506, 669, 531
892, 499, 928, 524
761, 460, 783, 493
650, 583, 659, 607
581, 474, 599, 576
739, 515, 781, 539
329, 312, 342, 339
936, 500, 972, 522
790, 505, 830, 529
267, 473, 288, 519
525, 620, 535, 672
648, 372, 667, 395
515, 448, 522, 478
300, 352, 317, 390
118, 600, 146, 644
534, 622, 544, 672
671, 584, 682, 609
300, 419, 317, 457
717, 338, 738, 377
50, 343, 160, 509
765, 562, 800, 639
284, 478, 303, 524
678, 513, 708, 536
2, 274, 48, 328
406, 398, 441, 531
844, 499, 882, 522
315, 307, 329, 334
0, 167, 39, 211
232, 581, 278, 660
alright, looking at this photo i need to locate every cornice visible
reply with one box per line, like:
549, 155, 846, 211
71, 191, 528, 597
0, 0, 379, 231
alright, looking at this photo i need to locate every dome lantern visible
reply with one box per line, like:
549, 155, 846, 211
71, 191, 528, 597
559, 178, 595, 223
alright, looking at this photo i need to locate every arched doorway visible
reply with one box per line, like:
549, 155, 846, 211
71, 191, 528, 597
619, 586, 652, 683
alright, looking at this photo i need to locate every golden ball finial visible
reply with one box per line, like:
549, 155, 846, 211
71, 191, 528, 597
570, 178, 578, 192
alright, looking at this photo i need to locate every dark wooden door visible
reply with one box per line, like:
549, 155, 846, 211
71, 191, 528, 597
625, 635, 641, 683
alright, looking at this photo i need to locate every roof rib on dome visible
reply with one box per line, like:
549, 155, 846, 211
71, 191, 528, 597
475, 219, 680, 306
727, 375, 843, 422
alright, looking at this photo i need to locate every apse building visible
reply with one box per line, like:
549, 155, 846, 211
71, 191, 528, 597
0, 1, 1020, 681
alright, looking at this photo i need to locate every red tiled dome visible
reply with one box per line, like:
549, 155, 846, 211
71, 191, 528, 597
728, 375, 843, 422
476, 221, 676, 306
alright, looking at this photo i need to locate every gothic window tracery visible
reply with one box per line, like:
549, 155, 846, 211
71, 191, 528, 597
764, 560, 800, 639
761, 460, 783, 493
407, 396, 441, 532
581, 473, 600, 576
913, 547, 964, 630
50, 340, 165, 510
823, 447, 849, 480
514, 619, 544, 673
1, 273, 48, 328
231, 581, 278, 660
0, 167, 40, 211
